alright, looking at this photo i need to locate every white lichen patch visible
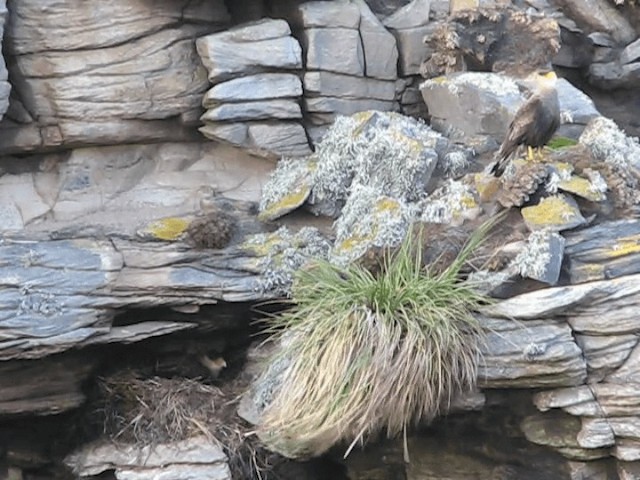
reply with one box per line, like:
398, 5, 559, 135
243, 226, 331, 296
420, 179, 480, 226
331, 184, 419, 265
422, 72, 521, 98
510, 229, 554, 279
441, 147, 474, 177
580, 117, 640, 170
584, 168, 609, 195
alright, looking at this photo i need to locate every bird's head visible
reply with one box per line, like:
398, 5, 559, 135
533, 69, 557, 89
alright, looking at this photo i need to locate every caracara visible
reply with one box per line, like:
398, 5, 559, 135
491, 70, 560, 176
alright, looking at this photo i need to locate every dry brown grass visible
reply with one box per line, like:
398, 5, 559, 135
97, 371, 280, 479
258, 218, 501, 459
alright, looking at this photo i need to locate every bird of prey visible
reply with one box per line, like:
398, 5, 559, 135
491, 70, 560, 176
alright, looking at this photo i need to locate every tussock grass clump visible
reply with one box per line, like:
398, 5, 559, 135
259, 220, 497, 458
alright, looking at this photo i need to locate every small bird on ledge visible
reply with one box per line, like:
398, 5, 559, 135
491, 70, 561, 177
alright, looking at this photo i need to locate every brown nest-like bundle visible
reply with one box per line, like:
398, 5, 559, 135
96, 372, 277, 479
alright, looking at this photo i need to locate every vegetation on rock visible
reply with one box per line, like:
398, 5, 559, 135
257, 218, 500, 459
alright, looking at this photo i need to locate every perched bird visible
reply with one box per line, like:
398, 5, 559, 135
491, 70, 560, 176
198, 354, 227, 379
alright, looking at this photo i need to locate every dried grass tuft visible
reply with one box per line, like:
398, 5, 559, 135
97, 372, 278, 479
258, 217, 501, 458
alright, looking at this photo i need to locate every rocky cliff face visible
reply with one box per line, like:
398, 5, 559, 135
1, 1, 640, 480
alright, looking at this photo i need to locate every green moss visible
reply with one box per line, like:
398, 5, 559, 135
548, 137, 578, 150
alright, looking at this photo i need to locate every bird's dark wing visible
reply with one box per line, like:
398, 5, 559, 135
491, 96, 545, 176
498, 95, 544, 160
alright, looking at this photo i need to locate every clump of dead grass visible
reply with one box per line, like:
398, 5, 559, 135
97, 371, 279, 479
258, 218, 499, 459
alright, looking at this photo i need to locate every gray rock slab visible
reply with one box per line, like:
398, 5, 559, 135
480, 317, 587, 388
382, 0, 431, 29
558, 0, 636, 44
196, 20, 302, 83
304, 71, 397, 101
421, 72, 523, 140
621, 38, 640, 65
575, 333, 638, 381
248, 122, 312, 157
203, 73, 302, 105
297, 0, 361, 28
302, 27, 365, 76
589, 61, 640, 90
556, 78, 600, 125
305, 96, 397, 115
390, 23, 438, 76
0, 0, 9, 121
578, 418, 615, 449
0, 353, 95, 415
66, 437, 229, 478
199, 122, 248, 146
615, 440, 640, 462
12, 26, 211, 126
6, 0, 229, 54
201, 99, 302, 122
353, 0, 399, 80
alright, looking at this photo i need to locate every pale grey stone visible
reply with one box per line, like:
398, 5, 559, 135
304, 96, 397, 115
248, 123, 312, 157
614, 440, 640, 462
201, 100, 302, 122
66, 437, 229, 478
568, 460, 614, 480
382, 0, 431, 29
557, 78, 600, 125
558, 0, 636, 44
353, 0, 399, 80
297, 0, 361, 28
6, 0, 229, 54
574, 334, 637, 381
304, 71, 396, 101
302, 27, 365, 76
621, 38, 640, 65
589, 62, 640, 89
589, 32, 615, 47
577, 418, 615, 449
421, 72, 523, 140
196, 20, 302, 83
389, 23, 438, 76
203, 74, 302, 105
217, 18, 291, 42
199, 123, 248, 146
0, 0, 9, 121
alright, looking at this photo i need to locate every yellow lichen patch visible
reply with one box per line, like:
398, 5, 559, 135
558, 175, 606, 202
335, 231, 375, 253
142, 217, 190, 241
608, 236, 640, 258
240, 231, 286, 256
550, 162, 574, 176
460, 194, 478, 209
474, 173, 500, 203
429, 76, 448, 85
521, 195, 585, 231
374, 197, 401, 213
259, 186, 311, 222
